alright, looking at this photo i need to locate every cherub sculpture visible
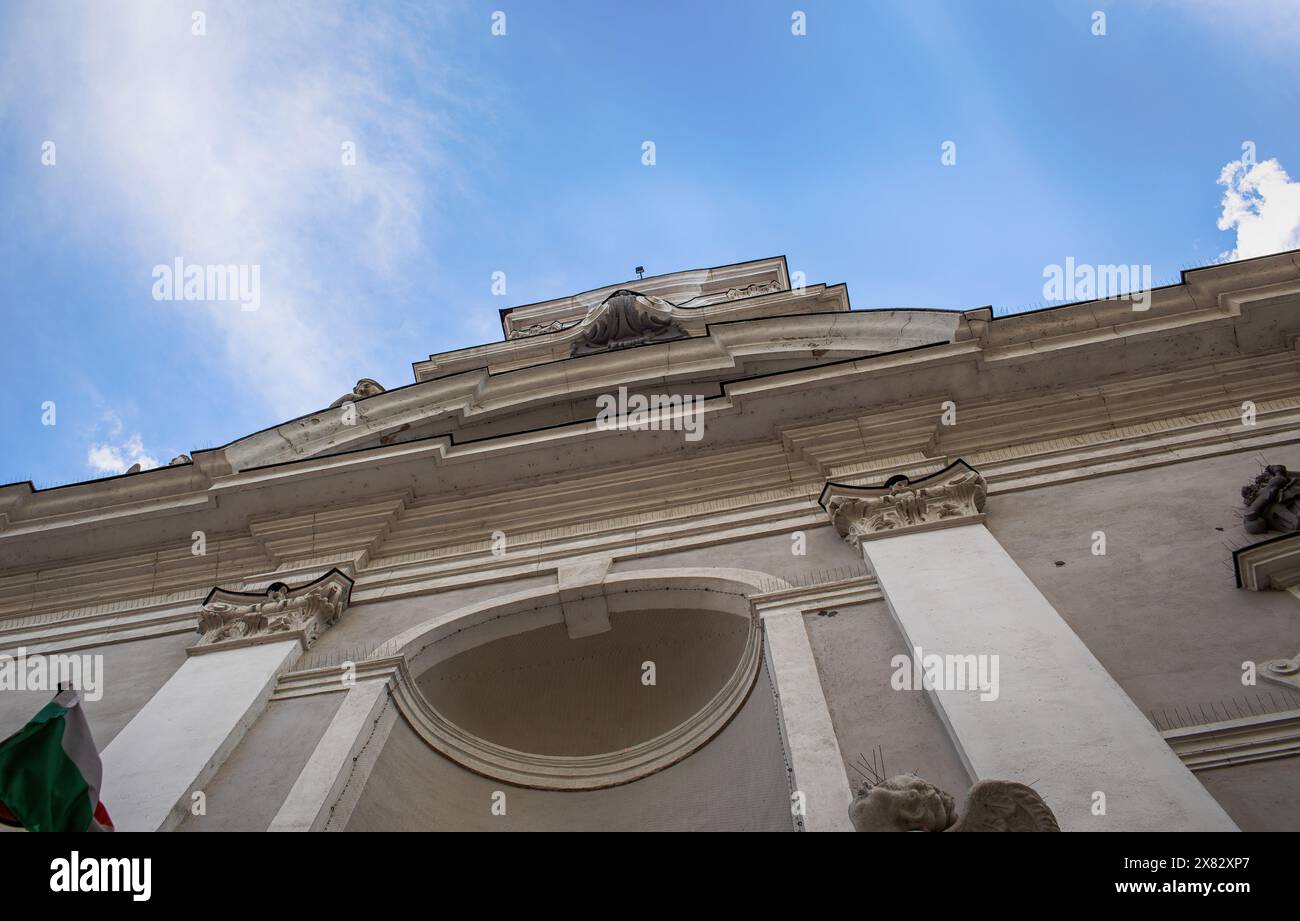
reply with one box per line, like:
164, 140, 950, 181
1242, 464, 1300, 534
329, 378, 385, 409
847, 750, 1059, 832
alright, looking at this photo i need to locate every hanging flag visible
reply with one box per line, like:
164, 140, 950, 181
0, 688, 113, 832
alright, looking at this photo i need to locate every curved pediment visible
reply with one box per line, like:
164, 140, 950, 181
213, 306, 959, 473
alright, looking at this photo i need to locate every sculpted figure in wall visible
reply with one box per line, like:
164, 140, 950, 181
849, 774, 1059, 832
1242, 465, 1300, 534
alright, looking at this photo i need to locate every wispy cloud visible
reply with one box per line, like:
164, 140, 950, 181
85, 411, 159, 475
1150, 0, 1300, 50
0, 1, 462, 418
1217, 157, 1300, 260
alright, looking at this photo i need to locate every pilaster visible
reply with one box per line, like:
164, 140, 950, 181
100, 570, 353, 831
820, 460, 1238, 831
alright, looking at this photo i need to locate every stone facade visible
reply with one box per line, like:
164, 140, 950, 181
3, 253, 1300, 831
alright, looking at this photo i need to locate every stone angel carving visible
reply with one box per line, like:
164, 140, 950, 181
1242, 464, 1300, 534
847, 750, 1059, 832
329, 378, 385, 409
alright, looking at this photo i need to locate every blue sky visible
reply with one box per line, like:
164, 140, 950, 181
1, 0, 1298, 488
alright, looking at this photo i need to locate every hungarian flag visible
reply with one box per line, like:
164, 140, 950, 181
0, 688, 113, 832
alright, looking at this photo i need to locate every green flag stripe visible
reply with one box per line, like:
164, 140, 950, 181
0, 701, 94, 833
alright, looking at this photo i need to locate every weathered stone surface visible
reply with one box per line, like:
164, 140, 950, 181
570, 290, 687, 356
1243, 465, 1300, 534
848, 774, 1059, 832
328, 377, 385, 409
194, 570, 353, 653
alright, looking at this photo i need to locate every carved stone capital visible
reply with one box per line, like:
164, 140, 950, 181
190, 568, 354, 655
819, 459, 988, 546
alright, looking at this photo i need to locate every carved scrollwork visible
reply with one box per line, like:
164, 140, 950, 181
570, 290, 688, 356
507, 318, 581, 340
725, 280, 783, 300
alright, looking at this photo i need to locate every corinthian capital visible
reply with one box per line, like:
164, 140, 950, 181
191, 568, 354, 655
819, 460, 988, 546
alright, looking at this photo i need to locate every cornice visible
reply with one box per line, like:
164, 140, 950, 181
1163, 708, 1300, 772
2, 252, 1300, 620
6, 346, 1300, 646
1233, 532, 1300, 591
213, 304, 953, 474
3, 251, 1297, 554
750, 574, 882, 617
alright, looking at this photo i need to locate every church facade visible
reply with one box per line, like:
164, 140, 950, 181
3, 252, 1300, 831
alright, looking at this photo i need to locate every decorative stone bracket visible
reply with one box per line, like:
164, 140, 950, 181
819, 459, 988, 546
191, 568, 354, 656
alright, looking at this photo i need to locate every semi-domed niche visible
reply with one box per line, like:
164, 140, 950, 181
418, 608, 749, 758
346, 573, 795, 830
394, 587, 765, 791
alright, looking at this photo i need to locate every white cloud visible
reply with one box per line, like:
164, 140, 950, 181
85, 410, 160, 475
87, 435, 159, 475
1217, 158, 1300, 261
0, 1, 461, 418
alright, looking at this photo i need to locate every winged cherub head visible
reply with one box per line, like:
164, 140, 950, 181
849, 774, 957, 832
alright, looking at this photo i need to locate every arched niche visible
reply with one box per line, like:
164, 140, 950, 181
375, 569, 779, 790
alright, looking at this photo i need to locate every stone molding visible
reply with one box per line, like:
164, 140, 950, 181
820, 459, 987, 545
1162, 708, 1300, 771
1233, 531, 1300, 591
190, 568, 353, 656
750, 574, 881, 618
